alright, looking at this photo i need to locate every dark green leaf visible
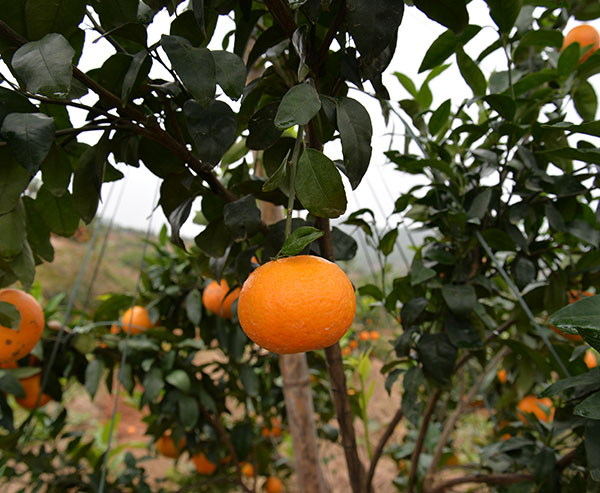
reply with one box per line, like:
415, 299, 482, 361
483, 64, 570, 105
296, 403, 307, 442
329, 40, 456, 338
0, 113, 55, 175
185, 288, 202, 325
484, 94, 515, 120
184, 100, 237, 166
417, 333, 457, 384
223, 195, 262, 241
402, 366, 425, 425
85, 359, 104, 398
574, 391, 600, 419
230, 422, 252, 460
442, 284, 477, 317
456, 47, 486, 96
549, 295, 600, 334
247, 103, 283, 150
35, 186, 80, 237
194, 220, 230, 257
142, 367, 164, 402
40, 143, 72, 197
262, 148, 290, 192
0, 200, 25, 259
0, 301, 20, 331
121, 50, 148, 101
558, 43, 580, 78
279, 226, 324, 257
178, 395, 199, 428
411, 258, 436, 286
166, 370, 191, 393
467, 189, 492, 222
574, 80, 598, 121
336, 97, 372, 189
358, 284, 383, 301
0, 147, 31, 216
585, 420, 600, 481
275, 84, 321, 130
12, 33, 74, 97
0, 374, 24, 398
212, 50, 246, 100
540, 369, 600, 397
414, 0, 468, 33
346, 0, 404, 60
239, 365, 259, 396
518, 30, 562, 49
0, 87, 36, 126
419, 30, 457, 73
161, 35, 215, 107
485, 0, 522, 34
72, 140, 108, 224
445, 313, 482, 349
429, 99, 451, 135
379, 229, 398, 256
295, 149, 347, 218
8, 241, 35, 290
512, 256, 536, 290
25, 0, 86, 40
401, 297, 428, 324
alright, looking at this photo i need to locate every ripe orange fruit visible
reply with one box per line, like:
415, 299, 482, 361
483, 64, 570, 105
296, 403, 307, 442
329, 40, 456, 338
109, 324, 120, 335
261, 417, 282, 438
562, 24, 600, 63
445, 454, 459, 467
192, 452, 217, 475
517, 395, 554, 423
585, 349, 598, 369
202, 280, 240, 319
349, 340, 359, 349
341, 346, 352, 356
497, 369, 507, 384
0, 289, 44, 363
265, 476, 283, 493
15, 373, 51, 409
120, 306, 153, 335
156, 432, 185, 458
359, 331, 370, 341
241, 462, 255, 478
369, 330, 380, 340
237, 255, 356, 354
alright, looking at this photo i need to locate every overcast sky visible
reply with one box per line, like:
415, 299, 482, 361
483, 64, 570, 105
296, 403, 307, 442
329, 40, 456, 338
67, 2, 600, 237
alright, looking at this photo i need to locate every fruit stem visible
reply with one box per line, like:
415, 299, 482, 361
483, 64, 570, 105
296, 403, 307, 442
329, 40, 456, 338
284, 126, 304, 240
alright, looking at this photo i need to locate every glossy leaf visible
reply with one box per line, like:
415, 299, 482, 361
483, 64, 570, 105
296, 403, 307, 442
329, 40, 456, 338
274, 84, 321, 130
184, 100, 237, 166
161, 35, 215, 107
295, 149, 347, 218
223, 195, 262, 241
279, 226, 324, 257
1, 113, 55, 176
12, 33, 75, 97
262, 148, 290, 192
336, 97, 373, 189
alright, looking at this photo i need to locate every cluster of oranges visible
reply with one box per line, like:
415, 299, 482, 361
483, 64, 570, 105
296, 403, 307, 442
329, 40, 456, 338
155, 430, 283, 491
341, 329, 380, 356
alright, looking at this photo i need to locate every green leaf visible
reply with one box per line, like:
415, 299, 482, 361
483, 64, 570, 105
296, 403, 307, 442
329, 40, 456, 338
295, 149, 347, 218
0, 113, 55, 175
0, 147, 31, 216
262, 148, 290, 192
379, 229, 398, 256
0, 373, 24, 398
142, 367, 164, 403
12, 33, 75, 97
512, 256, 536, 290
540, 369, 600, 397
178, 395, 199, 429
394, 72, 418, 98
0, 200, 25, 259
442, 284, 477, 317
72, 140, 108, 224
24, 0, 86, 40
247, 103, 283, 150
411, 258, 436, 286
34, 186, 80, 237
518, 30, 562, 49
8, 241, 35, 290
558, 43, 580, 78
212, 50, 246, 100
484, 94, 516, 120
346, 0, 404, 60
429, 99, 451, 135
40, 143, 72, 197
85, 359, 104, 398
336, 97, 373, 189
239, 365, 259, 396
279, 226, 324, 257
274, 84, 321, 130
401, 297, 428, 324
445, 313, 482, 349
586, 420, 600, 481
413, 0, 468, 34
574, 391, 600, 419
194, 220, 230, 257
0, 301, 20, 331
417, 333, 457, 384
0, 87, 36, 126
223, 195, 262, 242
456, 47, 486, 97
121, 50, 148, 102
185, 289, 202, 325
166, 370, 191, 393
358, 284, 383, 301
184, 100, 237, 166
161, 35, 215, 107
358, 353, 372, 382
467, 189, 492, 222
419, 30, 457, 73
549, 295, 600, 333
484, 0, 522, 34
574, 80, 598, 121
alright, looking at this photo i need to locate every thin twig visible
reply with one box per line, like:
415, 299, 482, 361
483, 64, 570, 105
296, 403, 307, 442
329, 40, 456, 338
262, 0, 297, 38
366, 407, 403, 493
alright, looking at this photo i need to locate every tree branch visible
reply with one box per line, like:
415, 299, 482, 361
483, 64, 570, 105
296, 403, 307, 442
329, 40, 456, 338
262, 0, 298, 38
312, 0, 346, 73
407, 388, 441, 493
366, 407, 403, 493
424, 473, 534, 493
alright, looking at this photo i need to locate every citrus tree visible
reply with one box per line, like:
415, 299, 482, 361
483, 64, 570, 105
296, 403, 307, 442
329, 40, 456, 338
0, 0, 599, 492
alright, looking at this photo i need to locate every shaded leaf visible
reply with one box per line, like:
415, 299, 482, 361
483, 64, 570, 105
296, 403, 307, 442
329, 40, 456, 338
212, 50, 246, 100
85, 359, 104, 398
166, 370, 191, 393
414, 0, 468, 33
0, 302, 20, 331
223, 195, 262, 241
279, 226, 324, 257
336, 97, 372, 189
442, 284, 477, 317
274, 84, 321, 130
417, 333, 457, 384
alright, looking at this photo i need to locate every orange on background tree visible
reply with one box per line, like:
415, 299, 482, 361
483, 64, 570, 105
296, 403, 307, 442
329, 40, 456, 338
0, 1, 599, 493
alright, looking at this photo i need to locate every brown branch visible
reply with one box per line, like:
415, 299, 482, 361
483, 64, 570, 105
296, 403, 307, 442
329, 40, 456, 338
426, 348, 510, 482
263, 0, 298, 38
407, 388, 442, 493
312, 0, 346, 73
424, 473, 534, 493
366, 407, 403, 493
199, 407, 253, 493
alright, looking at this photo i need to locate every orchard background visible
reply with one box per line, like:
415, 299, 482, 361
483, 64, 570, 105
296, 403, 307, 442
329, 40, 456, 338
0, 0, 600, 492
